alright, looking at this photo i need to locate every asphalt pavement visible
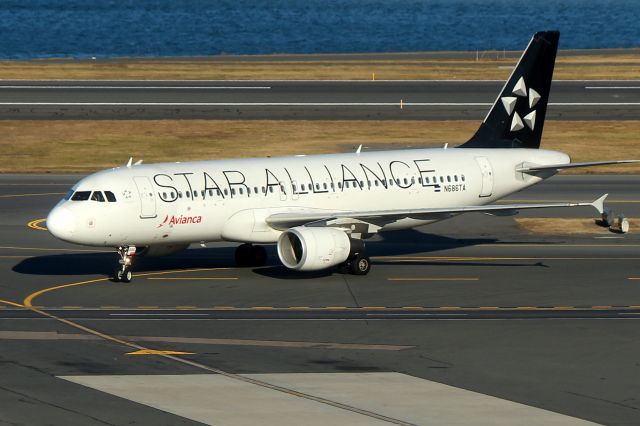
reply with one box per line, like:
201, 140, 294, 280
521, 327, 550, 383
1, 173, 640, 425
0, 80, 638, 119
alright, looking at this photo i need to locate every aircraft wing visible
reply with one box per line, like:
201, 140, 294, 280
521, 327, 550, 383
265, 194, 608, 230
516, 160, 639, 173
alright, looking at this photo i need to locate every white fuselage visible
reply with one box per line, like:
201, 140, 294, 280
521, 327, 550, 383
46, 147, 569, 247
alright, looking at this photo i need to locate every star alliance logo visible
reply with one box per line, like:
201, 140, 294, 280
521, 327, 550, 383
501, 76, 540, 132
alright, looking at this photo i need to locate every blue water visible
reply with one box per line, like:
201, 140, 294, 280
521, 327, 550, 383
1, 0, 639, 59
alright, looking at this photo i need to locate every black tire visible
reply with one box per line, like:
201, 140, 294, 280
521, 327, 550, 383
349, 254, 371, 275
113, 268, 122, 282
251, 245, 268, 267
121, 268, 132, 283
234, 243, 252, 267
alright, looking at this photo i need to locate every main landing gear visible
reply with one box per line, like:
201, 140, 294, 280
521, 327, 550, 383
235, 243, 268, 267
113, 246, 136, 283
340, 251, 372, 275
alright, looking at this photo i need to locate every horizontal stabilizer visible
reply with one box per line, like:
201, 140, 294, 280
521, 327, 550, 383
516, 160, 639, 173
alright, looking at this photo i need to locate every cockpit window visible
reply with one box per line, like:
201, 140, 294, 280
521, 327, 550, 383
71, 191, 91, 201
91, 191, 105, 202
104, 191, 117, 202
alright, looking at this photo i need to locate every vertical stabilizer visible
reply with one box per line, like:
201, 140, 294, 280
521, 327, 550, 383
460, 31, 559, 149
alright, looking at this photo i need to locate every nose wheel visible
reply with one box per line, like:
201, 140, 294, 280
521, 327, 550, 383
113, 246, 136, 283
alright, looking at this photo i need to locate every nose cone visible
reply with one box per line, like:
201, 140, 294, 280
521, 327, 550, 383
46, 206, 76, 242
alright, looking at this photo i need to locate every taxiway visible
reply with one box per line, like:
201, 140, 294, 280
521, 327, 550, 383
1, 174, 640, 424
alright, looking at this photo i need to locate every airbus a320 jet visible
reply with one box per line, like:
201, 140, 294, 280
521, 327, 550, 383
47, 31, 636, 282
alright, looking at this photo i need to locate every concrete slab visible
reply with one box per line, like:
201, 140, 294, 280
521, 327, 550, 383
60, 373, 598, 426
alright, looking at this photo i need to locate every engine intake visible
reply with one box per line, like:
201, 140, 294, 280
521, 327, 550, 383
277, 227, 361, 271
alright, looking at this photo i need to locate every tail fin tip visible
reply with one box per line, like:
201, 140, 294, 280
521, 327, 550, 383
460, 31, 560, 149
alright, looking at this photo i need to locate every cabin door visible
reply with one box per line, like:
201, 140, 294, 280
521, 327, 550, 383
133, 176, 157, 218
475, 157, 494, 198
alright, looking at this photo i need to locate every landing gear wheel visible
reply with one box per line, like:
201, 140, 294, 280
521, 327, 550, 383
235, 243, 268, 267
114, 245, 136, 282
251, 245, 268, 267
348, 253, 371, 275
235, 243, 253, 267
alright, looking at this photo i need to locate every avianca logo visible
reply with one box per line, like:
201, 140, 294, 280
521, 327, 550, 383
157, 214, 203, 228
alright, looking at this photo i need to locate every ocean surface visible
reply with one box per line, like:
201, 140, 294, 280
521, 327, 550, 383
1, 0, 639, 59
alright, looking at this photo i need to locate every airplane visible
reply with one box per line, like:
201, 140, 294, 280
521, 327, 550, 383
46, 31, 636, 282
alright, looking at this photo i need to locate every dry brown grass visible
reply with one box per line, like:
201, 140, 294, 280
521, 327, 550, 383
1, 120, 639, 174
0, 53, 638, 80
516, 218, 637, 235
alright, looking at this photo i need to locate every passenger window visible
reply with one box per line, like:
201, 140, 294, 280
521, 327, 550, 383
71, 191, 91, 201
269, 186, 274, 193
162, 192, 167, 199
105, 191, 117, 202
447, 176, 451, 182
323, 183, 327, 190
186, 191, 191, 198
461, 175, 465, 181
301, 184, 305, 191
201, 190, 205, 197
440, 176, 444, 183
403, 178, 408, 185
91, 191, 105, 202
239, 187, 244, 195
254, 186, 258, 194
224, 189, 229, 196
178, 192, 182, 198
454, 175, 458, 182
425, 177, 430, 184
389, 179, 394, 186
374, 181, 379, 187
193, 190, 198, 198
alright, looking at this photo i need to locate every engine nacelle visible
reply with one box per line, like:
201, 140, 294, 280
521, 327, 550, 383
137, 243, 190, 257
277, 227, 360, 271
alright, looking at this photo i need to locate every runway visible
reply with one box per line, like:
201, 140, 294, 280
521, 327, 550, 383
0, 80, 639, 119
2, 174, 640, 425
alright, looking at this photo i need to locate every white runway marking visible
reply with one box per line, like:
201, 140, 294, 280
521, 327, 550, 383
0, 86, 271, 90
60, 373, 597, 426
0, 102, 639, 106
1, 78, 639, 82
585, 86, 640, 89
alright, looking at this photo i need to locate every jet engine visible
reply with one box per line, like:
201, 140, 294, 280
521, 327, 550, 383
137, 243, 190, 257
277, 227, 362, 271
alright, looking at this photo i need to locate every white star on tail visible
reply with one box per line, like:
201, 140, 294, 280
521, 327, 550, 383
500, 76, 539, 132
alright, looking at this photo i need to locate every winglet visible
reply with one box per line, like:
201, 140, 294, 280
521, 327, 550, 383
592, 193, 608, 214
355, 144, 362, 155
134, 159, 143, 166
126, 157, 133, 168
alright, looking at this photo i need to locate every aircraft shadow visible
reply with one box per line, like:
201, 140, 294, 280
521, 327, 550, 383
12, 231, 538, 277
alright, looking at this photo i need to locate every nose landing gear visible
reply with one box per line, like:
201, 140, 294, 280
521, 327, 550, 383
113, 246, 136, 283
